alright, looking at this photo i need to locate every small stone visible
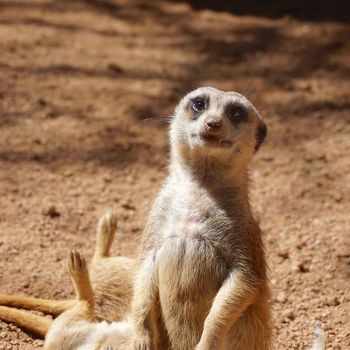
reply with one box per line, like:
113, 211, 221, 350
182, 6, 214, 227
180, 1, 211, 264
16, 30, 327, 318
42, 204, 60, 218
292, 261, 310, 273
297, 262, 310, 273
121, 202, 135, 211
276, 291, 288, 303
277, 250, 289, 259
38, 98, 47, 106
332, 192, 343, 202
282, 309, 295, 321
107, 63, 123, 74
103, 176, 112, 183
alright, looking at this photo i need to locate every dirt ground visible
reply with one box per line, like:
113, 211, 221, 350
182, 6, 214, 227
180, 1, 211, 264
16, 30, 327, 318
0, 1, 349, 349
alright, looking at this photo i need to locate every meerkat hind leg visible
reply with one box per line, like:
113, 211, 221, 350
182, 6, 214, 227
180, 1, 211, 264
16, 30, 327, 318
0, 295, 74, 316
68, 249, 94, 309
0, 305, 52, 337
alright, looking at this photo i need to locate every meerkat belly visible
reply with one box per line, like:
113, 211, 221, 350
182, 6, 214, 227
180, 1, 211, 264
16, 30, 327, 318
157, 235, 227, 349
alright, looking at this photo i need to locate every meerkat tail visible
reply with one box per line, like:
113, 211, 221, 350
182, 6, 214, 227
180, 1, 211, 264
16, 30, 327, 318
93, 210, 118, 260
0, 295, 75, 316
310, 325, 326, 350
0, 305, 52, 337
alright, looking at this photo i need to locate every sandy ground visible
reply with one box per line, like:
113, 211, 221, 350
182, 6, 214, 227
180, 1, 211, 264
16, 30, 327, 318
0, 1, 349, 349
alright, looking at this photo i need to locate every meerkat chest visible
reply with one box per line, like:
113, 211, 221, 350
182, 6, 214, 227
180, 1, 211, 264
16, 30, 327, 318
162, 188, 229, 240
157, 190, 230, 288
177, 207, 209, 238
158, 234, 227, 286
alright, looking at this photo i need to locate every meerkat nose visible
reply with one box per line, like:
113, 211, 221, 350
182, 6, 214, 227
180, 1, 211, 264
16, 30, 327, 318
205, 119, 222, 131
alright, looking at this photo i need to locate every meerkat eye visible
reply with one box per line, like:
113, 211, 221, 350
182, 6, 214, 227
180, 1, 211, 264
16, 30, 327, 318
191, 98, 207, 113
228, 106, 248, 124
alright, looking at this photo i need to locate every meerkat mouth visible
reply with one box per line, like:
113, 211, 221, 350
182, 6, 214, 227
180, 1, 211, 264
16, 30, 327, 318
201, 134, 233, 148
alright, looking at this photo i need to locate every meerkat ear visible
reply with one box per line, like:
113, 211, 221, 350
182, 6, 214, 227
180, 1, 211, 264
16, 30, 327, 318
255, 122, 267, 152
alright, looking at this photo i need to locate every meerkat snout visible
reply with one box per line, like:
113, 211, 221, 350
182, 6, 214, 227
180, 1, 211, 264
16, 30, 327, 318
204, 118, 222, 131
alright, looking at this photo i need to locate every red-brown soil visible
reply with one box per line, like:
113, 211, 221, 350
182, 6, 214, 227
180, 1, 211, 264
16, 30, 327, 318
0, 1, 349, 349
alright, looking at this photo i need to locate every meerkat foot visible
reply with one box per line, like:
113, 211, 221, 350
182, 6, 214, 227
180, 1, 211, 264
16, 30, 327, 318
68, 249, 94, 305
93, 210, 118, 260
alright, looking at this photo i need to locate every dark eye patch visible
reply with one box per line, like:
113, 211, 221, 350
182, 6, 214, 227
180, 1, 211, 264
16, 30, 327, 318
190, 96, 208, 115
227, 104, 248, 124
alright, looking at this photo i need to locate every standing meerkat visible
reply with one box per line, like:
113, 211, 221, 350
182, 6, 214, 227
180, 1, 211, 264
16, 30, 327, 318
131, 87, 325, 350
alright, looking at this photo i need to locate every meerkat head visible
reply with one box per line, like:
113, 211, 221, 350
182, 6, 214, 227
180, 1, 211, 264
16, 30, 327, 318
170, 87, 267, 170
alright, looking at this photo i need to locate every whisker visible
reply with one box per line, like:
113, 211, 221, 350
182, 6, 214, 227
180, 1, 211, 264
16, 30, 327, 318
242, 85, 256, 99
140, 116, 172, 124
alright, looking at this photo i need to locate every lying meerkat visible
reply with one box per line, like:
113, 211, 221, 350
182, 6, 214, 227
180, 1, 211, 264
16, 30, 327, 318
44, 248, 133, 350
0, 87, 325, 350
0, 211, 136, 337
130, 87, 325, 350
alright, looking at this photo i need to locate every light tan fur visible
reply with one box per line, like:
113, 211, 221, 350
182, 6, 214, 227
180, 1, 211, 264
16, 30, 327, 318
44, 249, 133, 350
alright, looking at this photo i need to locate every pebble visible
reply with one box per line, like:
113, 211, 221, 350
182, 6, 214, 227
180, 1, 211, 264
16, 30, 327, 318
42, 204, 60, 218
282, 309, 295, 321
276, 291, 288, 303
